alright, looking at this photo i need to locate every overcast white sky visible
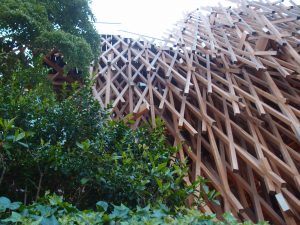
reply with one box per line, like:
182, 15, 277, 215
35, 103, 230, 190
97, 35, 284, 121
90, 0, 300, 39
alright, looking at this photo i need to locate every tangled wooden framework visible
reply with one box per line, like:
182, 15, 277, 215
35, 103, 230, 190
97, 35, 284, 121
43, 51, 84, 92
92, 1, 300, 224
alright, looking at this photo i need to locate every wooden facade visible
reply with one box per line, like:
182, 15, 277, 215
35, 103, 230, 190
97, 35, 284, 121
92, 1, 300, 224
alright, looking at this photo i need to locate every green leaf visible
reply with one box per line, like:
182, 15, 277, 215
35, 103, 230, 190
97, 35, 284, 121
14, 130, 25, 142
96, 201, 108, 212
102, 214, 110, 223
31, 217, 43, 225
35, 205, 55, 217
152, 209, 166, 218
5, 135, 14, 140
155, 178, 163, 190
25, 131, 35, 137
80, 178, 89, 185
136, 205, 150, 214
157, 162, 167, 171
17, 141, 29, 148
49, 195, 63, 206
163, 182, 170, 191
202, 185, 209, 194
112, 155, 122, 160
76, 142, 83, 149
212, 199, 220, 206
2, 142, 12, 150
5, 118, 15, 130
41, 215, 59, 225
223, 212, 237, 224
8, 201, 21, 210
2, 212, 22, 223
208, 190, 216, 200
76, 140, 90, 151
0, 205, 5, 213
0, 196, 11, 209
111, 204, 130, 219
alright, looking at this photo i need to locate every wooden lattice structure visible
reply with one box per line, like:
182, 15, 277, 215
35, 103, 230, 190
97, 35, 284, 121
43, 51, 84, 91
92, 1, 300, 224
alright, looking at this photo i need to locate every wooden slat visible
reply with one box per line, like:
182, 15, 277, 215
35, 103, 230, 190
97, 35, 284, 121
93, 3, 300, 224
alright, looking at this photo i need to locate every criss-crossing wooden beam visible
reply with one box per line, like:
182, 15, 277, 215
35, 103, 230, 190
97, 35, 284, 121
93, 1, 300, 224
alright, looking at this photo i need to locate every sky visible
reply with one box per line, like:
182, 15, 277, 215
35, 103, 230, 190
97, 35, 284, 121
90, 0, 300, 40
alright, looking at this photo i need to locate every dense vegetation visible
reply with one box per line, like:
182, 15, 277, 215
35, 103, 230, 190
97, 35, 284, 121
0, 0, 268, 224
0, 0, 100, 75
0, 61, 210, 208
0, 194, 267, 225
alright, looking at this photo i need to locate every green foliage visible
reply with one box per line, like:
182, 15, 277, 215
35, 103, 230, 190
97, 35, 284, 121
39, 0, 100, 58
0, 0, 50, 47
0, 62, 208, 210
0, 197, 21, 213
79, 117, 205, 207
35, 30, 93, 72
0, 194, 268, 225
0, 0, 100, 76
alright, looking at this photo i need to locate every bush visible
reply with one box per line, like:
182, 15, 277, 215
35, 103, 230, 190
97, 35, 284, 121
0, 194, 268, 225
0, 63, 209, 209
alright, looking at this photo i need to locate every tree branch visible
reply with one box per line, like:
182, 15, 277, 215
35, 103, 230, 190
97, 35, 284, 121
0, 167, 5, 186
36, 172, 43, 201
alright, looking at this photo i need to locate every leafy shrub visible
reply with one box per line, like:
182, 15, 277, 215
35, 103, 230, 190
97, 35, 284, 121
0, 63, 210, 209
0, 194, 268, 225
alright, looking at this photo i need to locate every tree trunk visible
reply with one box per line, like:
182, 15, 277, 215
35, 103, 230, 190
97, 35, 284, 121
36, 172, 43, 201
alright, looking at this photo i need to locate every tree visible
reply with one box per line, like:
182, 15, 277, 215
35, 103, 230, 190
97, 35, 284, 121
0, 0, 100, 76
40, 0, 100, 59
